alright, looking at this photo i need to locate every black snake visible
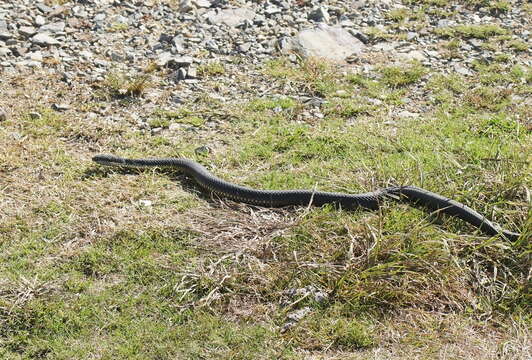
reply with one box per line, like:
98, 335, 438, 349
93, 154, 520, 240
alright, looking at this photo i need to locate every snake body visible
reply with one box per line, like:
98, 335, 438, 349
93, 154, 520, 240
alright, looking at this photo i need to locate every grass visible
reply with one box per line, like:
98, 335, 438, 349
1, 5, 531, 358
99, 71, 153, 99
434, 24, 508, 39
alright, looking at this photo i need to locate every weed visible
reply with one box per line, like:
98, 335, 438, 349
101, 71, 152, 98
435, 24, 508, 39
108, 22, 128, 32
197, 61, 225, 77
508, 39, 529, 52
379, 62, 427, 87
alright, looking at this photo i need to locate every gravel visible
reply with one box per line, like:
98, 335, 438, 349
0, 0, 529, 121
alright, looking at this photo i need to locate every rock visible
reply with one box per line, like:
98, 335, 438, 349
157, 52, 193, 68
308, 6, 329, 23
31, 33, 60, 46
0, 108, 6, 121
29, 112, 42, 120
179, 0, 194, 12
27, 51, 43, 62
397, 110, 420, 118
0, 32, 13, 41
349, 29, 370, 44
454, 64, 473, 76
173, 35, 185, 52
186, 67, 197, 78
207, 8, 256, 27
39, 21, 65, 33
0, 47, 10, 57
171, 68, 187, 82
36, 3, 53, 14
156, 51, 173, 67
281, 307, 311, 333
19, 26, 37, 37
138, 199, 152, 207
238, 42, 252, 52
264, 6, 282, 17
52, 103, 70, 111
35, 15, 46, 26
195, 145, 210, 155
282, 24, 365, 61
194, 0, 211, 8
398, 50, 426, 61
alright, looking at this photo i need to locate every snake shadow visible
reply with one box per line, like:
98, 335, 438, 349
83, 165, 229, 205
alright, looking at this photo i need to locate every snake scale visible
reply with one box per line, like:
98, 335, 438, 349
93, 154, 520, 240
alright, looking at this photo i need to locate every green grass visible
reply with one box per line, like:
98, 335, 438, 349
1, 17, 531, 358
434, 24, 508, 39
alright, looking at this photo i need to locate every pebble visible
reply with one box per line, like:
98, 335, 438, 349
308, 6, 329, 23
31, 33, 60, 45
0, 108, 6, 121
52, 103, 70, 111
195, 145, 210, 155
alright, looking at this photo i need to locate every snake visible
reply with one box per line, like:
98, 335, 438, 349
92, 154, 520, 241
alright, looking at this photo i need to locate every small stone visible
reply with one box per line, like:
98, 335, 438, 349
19, 26, 37, 37
27, 51, 43, 62
0, 108, 6, 121
39, 21, 65, 33
79, 50, 93, 59
52, 103, 70, 111
31, 33, 60, 45
12, 47, 29, 57
29, 112, 42, 120
194, 145, 210, 155
35, 15, 46, 26
179, 0, 193, 12
207, 8, 256, 27
454, 64, 473, 76
174, 68, 187, 81
265, 6, 282, 16
0, 32, 13, 41
314, 291, 328, 304
168, 123, 182, 131
281, 307, 311, 333
406, 32, 417, 41
157, 53, 193, 68
287, 307, 311, 322
173, 35, 185, 52
186, 67, 197, 78
308, 6, 329, 23
399, 50, 426, 61
94, 13, 106, 22
193, 0, 211, 8
36, 3, 53, 14
397, 110, 419, 118
238, 42, 252, 52
138, 199, 152, 207
0, 47, 10, 57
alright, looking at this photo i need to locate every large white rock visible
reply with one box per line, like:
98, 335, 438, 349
206, 8, 256, 27
282, 24, 365, 61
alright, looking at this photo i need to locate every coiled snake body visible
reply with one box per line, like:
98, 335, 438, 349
93, 154, 519, 240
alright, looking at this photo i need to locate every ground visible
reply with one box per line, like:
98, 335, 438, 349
0, 0, 531, 359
